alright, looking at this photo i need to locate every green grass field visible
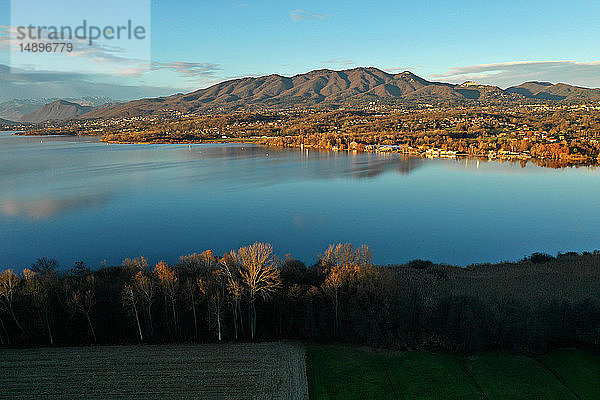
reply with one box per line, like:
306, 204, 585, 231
465, 352, 578, 400
542, 348, 600, 400
307, 345, 600, 400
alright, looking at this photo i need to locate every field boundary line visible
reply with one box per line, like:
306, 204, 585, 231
299, 344, 309, 400
381, 360, 400, 400
461, 359, 490, 400
538, 359, 582, 400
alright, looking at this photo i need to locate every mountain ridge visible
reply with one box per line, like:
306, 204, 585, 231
16, 67, 600, 121
80, 67, 508, 118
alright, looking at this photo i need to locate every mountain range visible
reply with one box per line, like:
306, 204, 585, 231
82, 68, 600, 119
5, 68, 600, 123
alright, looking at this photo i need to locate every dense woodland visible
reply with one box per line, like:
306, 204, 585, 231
1, 243, 599, 354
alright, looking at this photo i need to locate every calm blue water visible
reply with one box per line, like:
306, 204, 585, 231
1, 132, 599, 269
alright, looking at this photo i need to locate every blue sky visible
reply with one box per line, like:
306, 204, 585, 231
1, 0, 600, 100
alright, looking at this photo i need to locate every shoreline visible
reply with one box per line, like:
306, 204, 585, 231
9, 130, 598, 168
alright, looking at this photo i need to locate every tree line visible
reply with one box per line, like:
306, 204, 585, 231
1, 243, 599, 354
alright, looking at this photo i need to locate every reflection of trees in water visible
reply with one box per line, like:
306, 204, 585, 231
454, 156, 600, 171
346, 155, 423, 178
530, 158, 598, 170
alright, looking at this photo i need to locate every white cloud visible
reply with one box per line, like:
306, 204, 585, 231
324, 58, 354, 66
152, 61, 221, 77
290, 9, 326, 22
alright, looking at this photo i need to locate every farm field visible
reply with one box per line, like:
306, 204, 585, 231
2, 343, 598, 400
307, 345, 600, 400
542, 348, 600, 400
465, 352, 578, 400
0, 342, 308, 400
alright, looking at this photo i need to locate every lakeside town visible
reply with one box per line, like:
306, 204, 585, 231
5, 102, 600, 168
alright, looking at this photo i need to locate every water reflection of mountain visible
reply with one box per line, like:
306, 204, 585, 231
0, 140, 423, 220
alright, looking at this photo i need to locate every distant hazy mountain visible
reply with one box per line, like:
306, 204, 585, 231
21, 100, 93, 123
0, 117, 16, 126
35, 67, 600, 119
505, 81, 600, 101
0, 99, 49, 122
0, 97, 113, 122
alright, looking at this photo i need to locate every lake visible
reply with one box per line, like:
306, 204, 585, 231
1, 132, 599, 269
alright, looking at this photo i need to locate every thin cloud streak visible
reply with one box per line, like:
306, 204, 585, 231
324, 58, 355, 66
152, 61, 221, 77
290, 9, 326, 22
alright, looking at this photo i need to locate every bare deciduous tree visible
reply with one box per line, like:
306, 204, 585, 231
67, 287, 97, 343
155, 262, 178, 333
219, 253, 244, 339
232, 242, 281, 339
320, 243, 372, 336
122, 256, 149, 276
178, 250, 217, 340
122, 284, 143, 341
132, 271, 155, 337
182, 278, 200, 340
0, 269, 24, 335
22, 268, 57, 345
